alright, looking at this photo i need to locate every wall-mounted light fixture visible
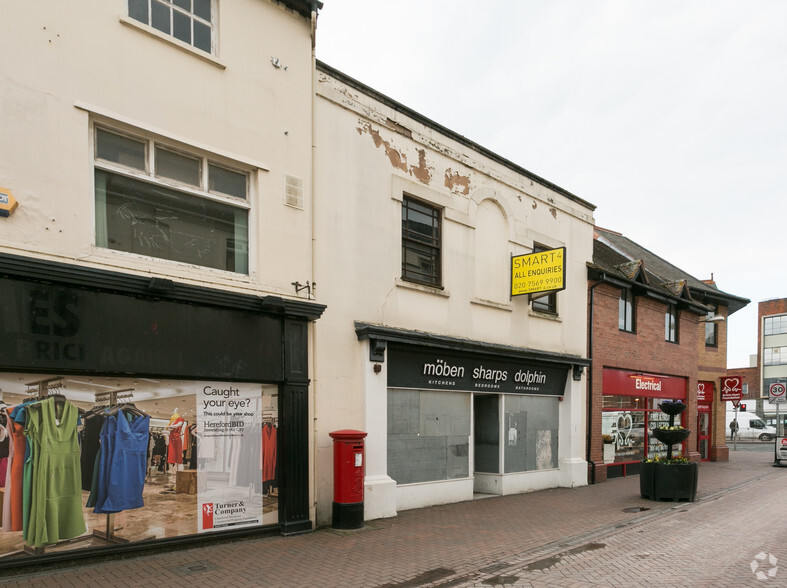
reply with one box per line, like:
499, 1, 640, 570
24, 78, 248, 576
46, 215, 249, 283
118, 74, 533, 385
700, 315, 725, 323
292, 281, 315, 299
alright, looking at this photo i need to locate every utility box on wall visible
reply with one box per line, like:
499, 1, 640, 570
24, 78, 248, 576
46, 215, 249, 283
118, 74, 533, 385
329, 429, 367, 529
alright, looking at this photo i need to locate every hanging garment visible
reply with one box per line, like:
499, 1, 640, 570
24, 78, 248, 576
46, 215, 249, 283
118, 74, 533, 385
88, 412, 117, 513
262, 424, 277, 484
90, 409, 150, 514
7, 411, 27, 532
26, 397, 86, 548
80, 410, 106, 492
100, 410, 150, 512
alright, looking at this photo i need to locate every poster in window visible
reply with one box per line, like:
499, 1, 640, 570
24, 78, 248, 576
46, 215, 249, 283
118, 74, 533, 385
196, 382, 263, 532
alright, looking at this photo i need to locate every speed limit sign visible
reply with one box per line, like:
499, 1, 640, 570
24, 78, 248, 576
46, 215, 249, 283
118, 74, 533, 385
770, 382, 787, 404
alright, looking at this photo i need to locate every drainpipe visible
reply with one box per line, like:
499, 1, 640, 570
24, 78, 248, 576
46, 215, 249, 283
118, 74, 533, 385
309, 0, 319, 514
586, 278, 605, 484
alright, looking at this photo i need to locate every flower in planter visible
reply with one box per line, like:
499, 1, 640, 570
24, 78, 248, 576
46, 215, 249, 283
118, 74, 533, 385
643, 454, 689, 465
652, 425, 685, 431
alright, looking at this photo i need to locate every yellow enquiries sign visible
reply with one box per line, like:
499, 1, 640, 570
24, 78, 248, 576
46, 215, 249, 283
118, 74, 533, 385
0, 187, 18, 218
511, 247, 566, 297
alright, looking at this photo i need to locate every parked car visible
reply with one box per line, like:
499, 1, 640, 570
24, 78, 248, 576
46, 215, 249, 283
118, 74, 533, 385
726, 411, 777, 441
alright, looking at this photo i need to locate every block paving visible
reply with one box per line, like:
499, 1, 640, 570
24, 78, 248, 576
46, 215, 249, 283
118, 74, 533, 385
0, 445, 784, 587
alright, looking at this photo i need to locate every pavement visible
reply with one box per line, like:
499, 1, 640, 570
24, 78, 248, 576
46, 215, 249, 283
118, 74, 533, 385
1, 444, 785, 587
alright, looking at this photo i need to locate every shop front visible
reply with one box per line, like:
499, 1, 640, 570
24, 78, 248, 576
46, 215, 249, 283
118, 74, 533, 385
356, 324, 590, 516
601, 368, 688, 478
0, 253, 324, 569
697, 381, 714, 461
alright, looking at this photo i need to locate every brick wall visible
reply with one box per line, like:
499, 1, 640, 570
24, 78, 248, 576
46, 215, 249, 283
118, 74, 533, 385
589, 282, 701, 482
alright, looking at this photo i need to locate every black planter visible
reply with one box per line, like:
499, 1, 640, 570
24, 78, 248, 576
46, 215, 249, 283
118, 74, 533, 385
652, 428, 691, 446
657, 401, 687, 417
640, 461, 698, 502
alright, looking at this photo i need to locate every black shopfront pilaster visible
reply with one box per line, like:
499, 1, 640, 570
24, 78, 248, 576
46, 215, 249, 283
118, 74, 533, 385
0, 252, 324, 539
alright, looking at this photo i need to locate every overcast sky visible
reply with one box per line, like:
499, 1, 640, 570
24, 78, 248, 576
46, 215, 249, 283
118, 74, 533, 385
316, 0, 787, 369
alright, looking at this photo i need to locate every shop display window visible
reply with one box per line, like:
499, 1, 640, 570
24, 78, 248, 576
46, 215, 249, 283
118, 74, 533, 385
503, 395, 558, 473
387, 390, 470, 484
602, 396, 684, 464
0, 373, 278, 558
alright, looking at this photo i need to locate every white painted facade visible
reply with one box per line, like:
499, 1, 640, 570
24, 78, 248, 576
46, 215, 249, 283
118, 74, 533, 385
0, 0, 321, 528
0, 0, 315, 295
313, 64, 595, 524
1, 0, 595, 534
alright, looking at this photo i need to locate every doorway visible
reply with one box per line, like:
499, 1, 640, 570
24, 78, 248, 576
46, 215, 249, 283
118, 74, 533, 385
697, 404, 711, 461
473, 394, 500, 496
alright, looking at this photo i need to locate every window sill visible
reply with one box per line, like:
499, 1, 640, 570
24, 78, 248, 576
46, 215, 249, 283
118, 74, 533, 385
529, 309, 561, 321
470, 297, 512, 312
120, 16, 227, 70
395, 278, 450, 298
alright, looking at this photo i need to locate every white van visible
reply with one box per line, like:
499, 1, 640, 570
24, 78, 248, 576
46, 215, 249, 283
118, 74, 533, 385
726, 411, 777, 441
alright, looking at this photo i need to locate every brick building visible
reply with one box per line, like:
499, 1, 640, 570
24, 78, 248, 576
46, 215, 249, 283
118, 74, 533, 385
728, 298, 787, 431
587, 228, 749, 483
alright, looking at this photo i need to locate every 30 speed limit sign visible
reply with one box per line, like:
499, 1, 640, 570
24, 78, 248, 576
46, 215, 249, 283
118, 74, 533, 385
770, 382, 787, 404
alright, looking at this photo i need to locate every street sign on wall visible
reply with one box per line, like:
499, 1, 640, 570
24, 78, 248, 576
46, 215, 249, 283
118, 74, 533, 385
721, 376, 743, 402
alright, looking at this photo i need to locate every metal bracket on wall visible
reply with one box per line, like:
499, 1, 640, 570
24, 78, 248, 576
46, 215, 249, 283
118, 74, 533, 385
369, 338, 386, 362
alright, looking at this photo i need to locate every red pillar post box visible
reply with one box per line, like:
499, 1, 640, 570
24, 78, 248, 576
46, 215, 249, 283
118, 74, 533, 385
329, 429, 367, 529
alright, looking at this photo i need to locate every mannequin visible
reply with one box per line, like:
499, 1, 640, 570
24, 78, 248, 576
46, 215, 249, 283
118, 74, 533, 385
167, 408, 186, 472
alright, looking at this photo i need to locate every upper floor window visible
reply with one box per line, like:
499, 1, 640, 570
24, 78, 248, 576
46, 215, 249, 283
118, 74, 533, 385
619, 288, 634, 332
764, 315, 787, 336
764, 346, 787, 366
665, 304, 678, 343
94, 126, 250, 274
530, 244, 557, 314
128, 0, 214, 54
704, 311, 718, 347
402, 196, 441, 287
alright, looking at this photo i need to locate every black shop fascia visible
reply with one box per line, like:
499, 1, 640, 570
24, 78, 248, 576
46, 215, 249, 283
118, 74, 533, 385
0, 252, 324, 567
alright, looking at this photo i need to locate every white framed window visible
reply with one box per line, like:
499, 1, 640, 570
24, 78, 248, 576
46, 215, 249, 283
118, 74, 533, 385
94, 126, 250, 274
764, 315, 787, 336
128, 0, 214, 54
764, 347, 787, 366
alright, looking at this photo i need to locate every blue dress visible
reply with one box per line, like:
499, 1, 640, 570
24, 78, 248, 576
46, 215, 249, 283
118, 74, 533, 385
102, 410, 150, 512
92, 409, 150, 513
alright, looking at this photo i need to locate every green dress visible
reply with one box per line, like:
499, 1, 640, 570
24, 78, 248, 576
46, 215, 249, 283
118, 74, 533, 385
26, 397, 86, 547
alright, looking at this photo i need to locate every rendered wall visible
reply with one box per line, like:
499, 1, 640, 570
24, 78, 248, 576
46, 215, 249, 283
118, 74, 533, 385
313, 66, 595, 523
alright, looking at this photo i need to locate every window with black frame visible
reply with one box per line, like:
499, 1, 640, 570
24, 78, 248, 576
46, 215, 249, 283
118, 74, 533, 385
665, 303, 678, 342
530, 245, 557, 314
619, 288, 634, 332
401, 196, 441, 287
704, 310, 718, 347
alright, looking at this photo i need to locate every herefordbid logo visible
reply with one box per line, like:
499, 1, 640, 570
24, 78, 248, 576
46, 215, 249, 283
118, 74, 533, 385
635, 377, 662, 391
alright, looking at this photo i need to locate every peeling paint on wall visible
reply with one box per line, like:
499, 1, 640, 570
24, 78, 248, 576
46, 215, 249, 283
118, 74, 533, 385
549, 207, 557, 219
532, 201, 537, 210
444, 168, 470, 195
356, 121, 434, 184
410, 149, 432, 184
357, 121, 408, 172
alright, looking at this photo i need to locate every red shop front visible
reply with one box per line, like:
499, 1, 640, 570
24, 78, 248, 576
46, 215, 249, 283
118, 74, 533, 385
601, 369, 688, 478
697, 381, 714, 461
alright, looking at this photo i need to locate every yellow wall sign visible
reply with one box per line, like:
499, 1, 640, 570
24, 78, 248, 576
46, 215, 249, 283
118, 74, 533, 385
0, 188, 18, 218
511, 247, 566, 297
